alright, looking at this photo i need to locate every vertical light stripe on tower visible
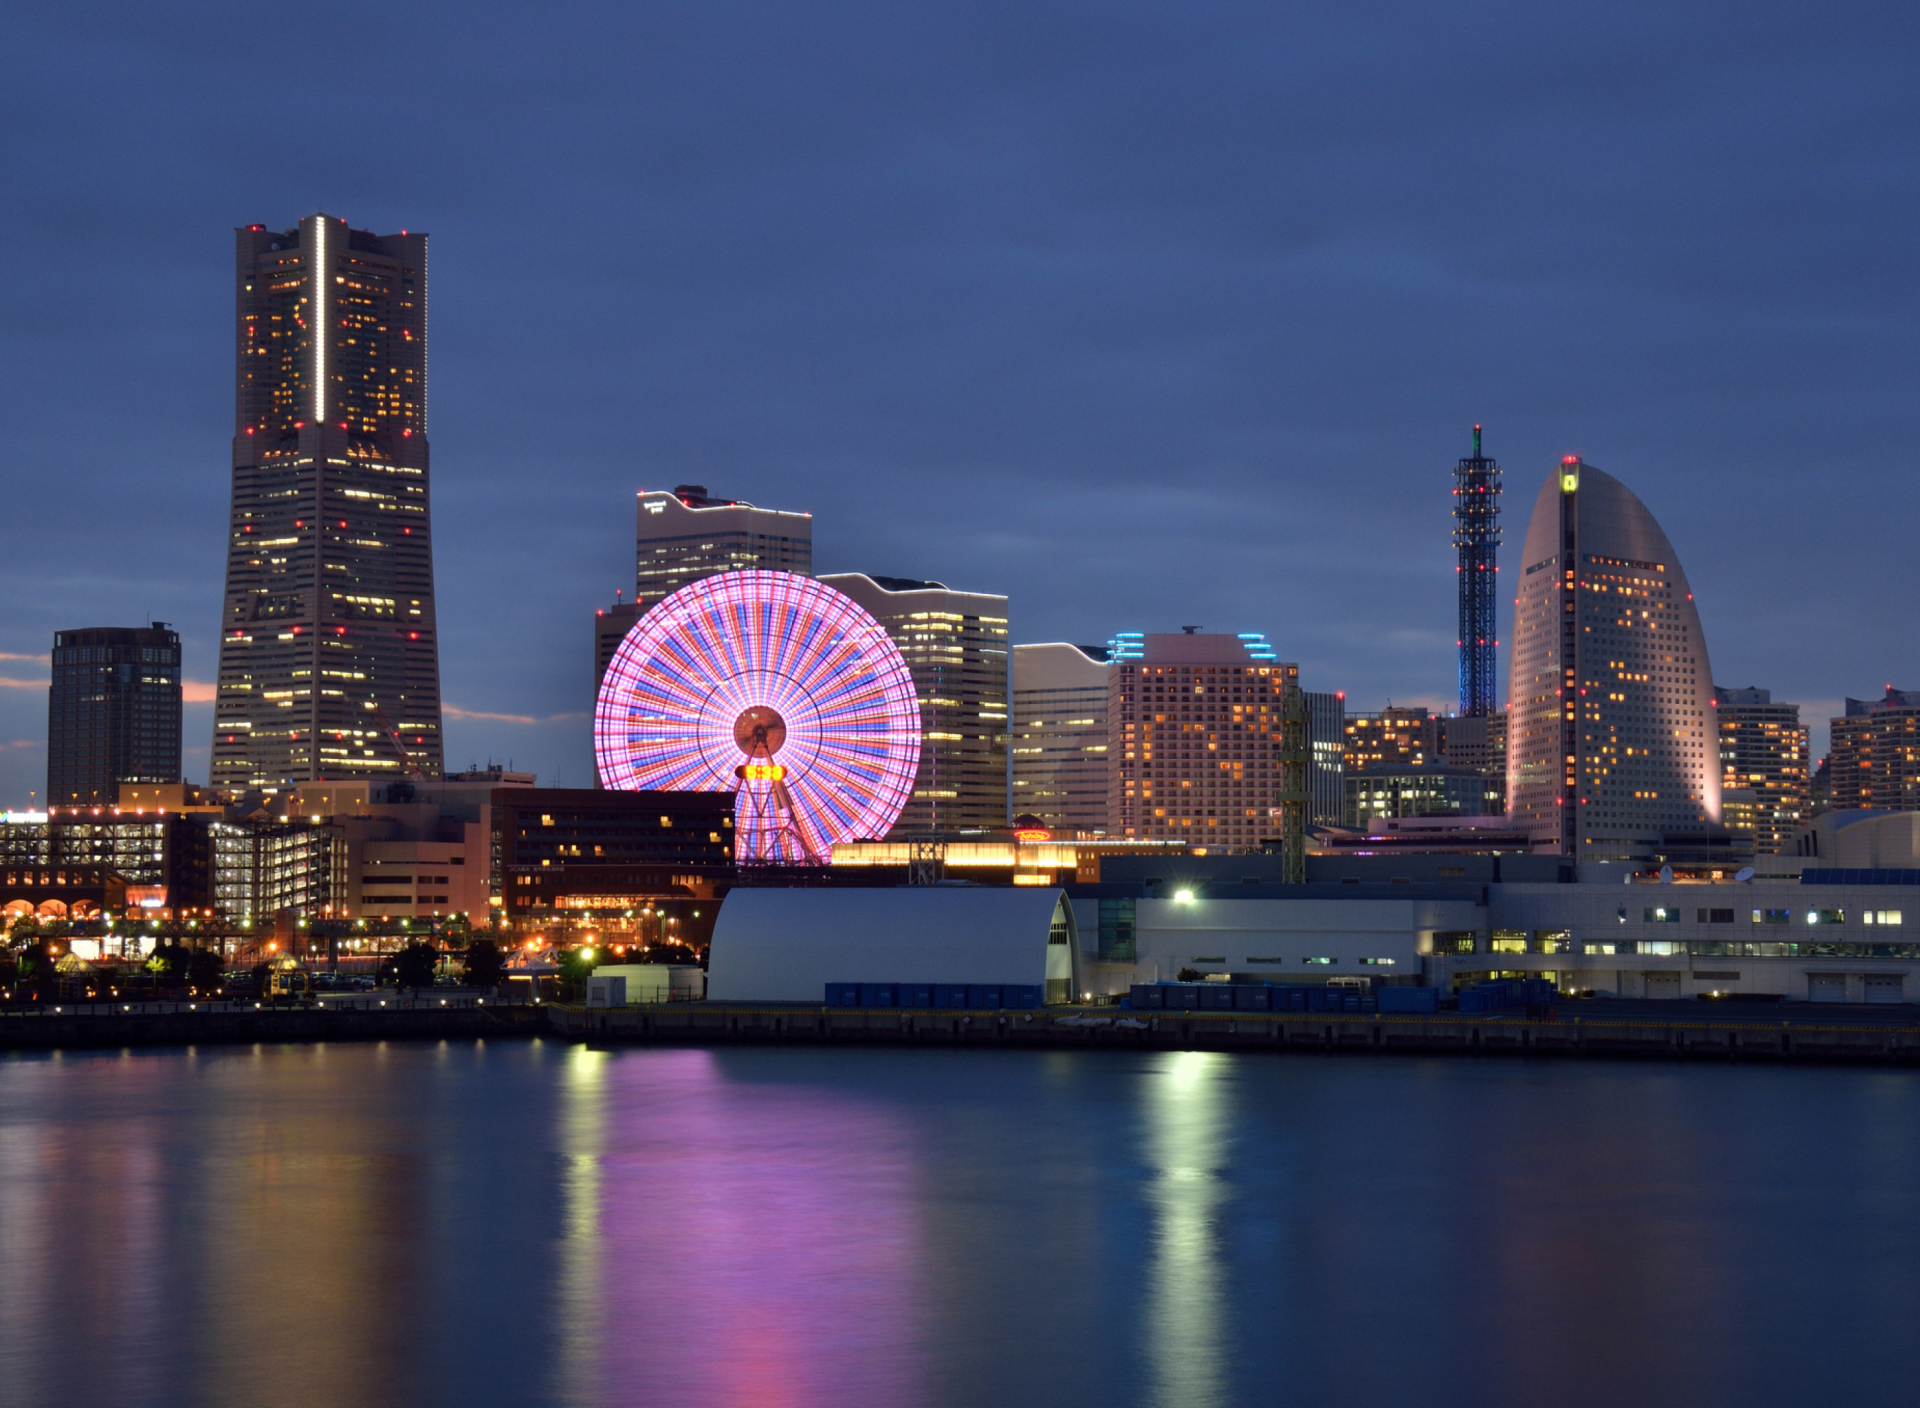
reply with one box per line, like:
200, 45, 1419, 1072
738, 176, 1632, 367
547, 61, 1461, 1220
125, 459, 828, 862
311, 216, 327, 424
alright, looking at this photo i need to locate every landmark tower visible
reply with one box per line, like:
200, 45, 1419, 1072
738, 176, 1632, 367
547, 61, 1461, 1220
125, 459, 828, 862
211, 215, 443, 790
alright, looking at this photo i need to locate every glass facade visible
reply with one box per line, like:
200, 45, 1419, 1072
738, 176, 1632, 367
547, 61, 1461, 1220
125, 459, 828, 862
46, 625, 181, 805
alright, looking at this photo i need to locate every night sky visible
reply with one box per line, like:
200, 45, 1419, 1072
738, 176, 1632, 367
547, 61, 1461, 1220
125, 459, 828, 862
2, 1, 1915, 806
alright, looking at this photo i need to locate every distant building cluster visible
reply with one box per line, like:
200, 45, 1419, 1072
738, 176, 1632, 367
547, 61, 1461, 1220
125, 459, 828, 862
7, 210, 1888, 999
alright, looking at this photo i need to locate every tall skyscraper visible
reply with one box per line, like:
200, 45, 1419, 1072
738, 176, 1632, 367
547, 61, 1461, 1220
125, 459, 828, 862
1509, 458, 1719, 857
816, 574, 1008, 835
634, 486, 811, 610
47, 624, 182, 806
1713, 685, 1809, 854
1829, 688, 1920, 813
1011, 643, 1110, 835
1106, 631, 1297, 848
1453, 425, 1503, 717
212, 215, 442, 791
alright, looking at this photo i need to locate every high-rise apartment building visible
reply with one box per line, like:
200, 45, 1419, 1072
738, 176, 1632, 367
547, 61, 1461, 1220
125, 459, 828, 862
1304, 690, 1346, 829
1106, 631, 1297, 848
634, 486, 811, 610
1829, 688, 1920, 813
1011, 643, 1110, 835
816, 574, 1009, 834
1438, 709, 1508, 813
1509, 459, 1719, 858
1713, 685, 1809, 854
212, 215, 443, 791
46, 624, 182, 806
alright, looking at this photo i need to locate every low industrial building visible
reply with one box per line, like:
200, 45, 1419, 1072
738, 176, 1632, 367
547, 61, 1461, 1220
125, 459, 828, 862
1065, 850, 1920, 1005
707, 887, 1078, 1004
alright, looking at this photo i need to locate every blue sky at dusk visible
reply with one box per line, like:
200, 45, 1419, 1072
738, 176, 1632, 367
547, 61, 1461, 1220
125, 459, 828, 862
2, 0, 1915, 804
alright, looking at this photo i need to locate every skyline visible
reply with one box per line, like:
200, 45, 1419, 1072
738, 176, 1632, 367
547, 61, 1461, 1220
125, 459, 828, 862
4, 2, 1917, 805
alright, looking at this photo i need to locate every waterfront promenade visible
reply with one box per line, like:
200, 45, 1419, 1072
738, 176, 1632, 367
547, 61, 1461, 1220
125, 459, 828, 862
6, 994, 1920, 1064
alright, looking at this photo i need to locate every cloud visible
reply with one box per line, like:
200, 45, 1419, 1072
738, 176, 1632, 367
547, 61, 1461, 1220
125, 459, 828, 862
0, 677, 48, 690
444, 705, 588, 725
0, 653, 44, 662
183, 680, 217, 703
0, 740, 36, 751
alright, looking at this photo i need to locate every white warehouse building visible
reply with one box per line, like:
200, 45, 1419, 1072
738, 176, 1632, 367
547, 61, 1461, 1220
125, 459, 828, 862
707, 887, 1079, 1004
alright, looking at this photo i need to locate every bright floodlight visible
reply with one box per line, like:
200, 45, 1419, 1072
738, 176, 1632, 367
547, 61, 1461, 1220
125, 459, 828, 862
594, 571, 921, 864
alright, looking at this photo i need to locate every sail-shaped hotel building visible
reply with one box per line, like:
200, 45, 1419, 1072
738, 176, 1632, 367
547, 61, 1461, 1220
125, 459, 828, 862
1508, 458, 1721, 859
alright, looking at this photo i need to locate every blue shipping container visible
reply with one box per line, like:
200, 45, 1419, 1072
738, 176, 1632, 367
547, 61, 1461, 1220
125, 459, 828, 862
859, 983, 897, 1007
825, 983, 860, 1007
1198, 985, 1235, 1010
1130, 984, 1166, 1010
901, 984, 933, 1008
1005, 984, 1041, 1008
1377, 987, 1439, 1014
1233, 985, 1271, 1011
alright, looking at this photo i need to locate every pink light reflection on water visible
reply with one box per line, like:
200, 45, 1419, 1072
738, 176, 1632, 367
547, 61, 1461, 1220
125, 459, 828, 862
566, 1049, 927, 1408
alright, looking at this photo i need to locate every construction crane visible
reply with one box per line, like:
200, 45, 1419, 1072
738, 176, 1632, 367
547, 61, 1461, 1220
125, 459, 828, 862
365, 702, 428, 781
1278, 683, 1310, 885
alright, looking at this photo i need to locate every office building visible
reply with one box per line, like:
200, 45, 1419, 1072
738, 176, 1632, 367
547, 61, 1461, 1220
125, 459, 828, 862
1829, 688, 1920, 812
591, 595, 643, 785
212, 214, 443, 793
1106, 631, 1298, 849
1011, 643, 1110, 835
593, 596, 643, 693
1509, 458, 1719, 858
1713, 686, 1810, 853
1304, 690, 1345, 829
46, 624, 182, 806
1453, 425, 1504, 716
1343, 766, 1503, 828
1344, 706, 1442, 773
1438, 709, 1508, 814
634, 485, 812, 610
491, 788, 735, 947
817, 574, 1009, 835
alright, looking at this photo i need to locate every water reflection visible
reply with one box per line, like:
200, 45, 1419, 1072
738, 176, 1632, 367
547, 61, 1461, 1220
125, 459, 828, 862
6, 1045, 1920, 1408
1144, 1051, 1229, 1408
558, 1047, 924, 1408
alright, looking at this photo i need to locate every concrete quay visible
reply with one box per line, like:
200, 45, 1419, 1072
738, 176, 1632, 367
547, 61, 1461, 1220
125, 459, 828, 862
552, 1000, 1920, 1065
0, 999, 547, 1051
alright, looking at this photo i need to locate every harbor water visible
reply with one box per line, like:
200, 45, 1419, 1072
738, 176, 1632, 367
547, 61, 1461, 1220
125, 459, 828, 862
2, 1039, 1916, 1407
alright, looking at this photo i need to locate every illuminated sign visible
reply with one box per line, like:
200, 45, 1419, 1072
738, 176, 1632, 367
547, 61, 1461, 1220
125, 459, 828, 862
734, 763, 787, 782
1014, 827, 1052, 843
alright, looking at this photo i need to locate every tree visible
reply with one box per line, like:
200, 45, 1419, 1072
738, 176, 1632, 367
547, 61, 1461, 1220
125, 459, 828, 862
251, 963, 271, 999
462, 939, 504, 989
147, 943, 191, 983
394, 941, 438, 992
7, 913, 40, 947
187, 949, 225, 995
1176, 967, 1201, 983
558, 946, 602, 1002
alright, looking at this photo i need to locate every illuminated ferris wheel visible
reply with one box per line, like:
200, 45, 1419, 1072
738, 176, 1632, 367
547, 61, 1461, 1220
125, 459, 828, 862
594, 571, 922, 863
